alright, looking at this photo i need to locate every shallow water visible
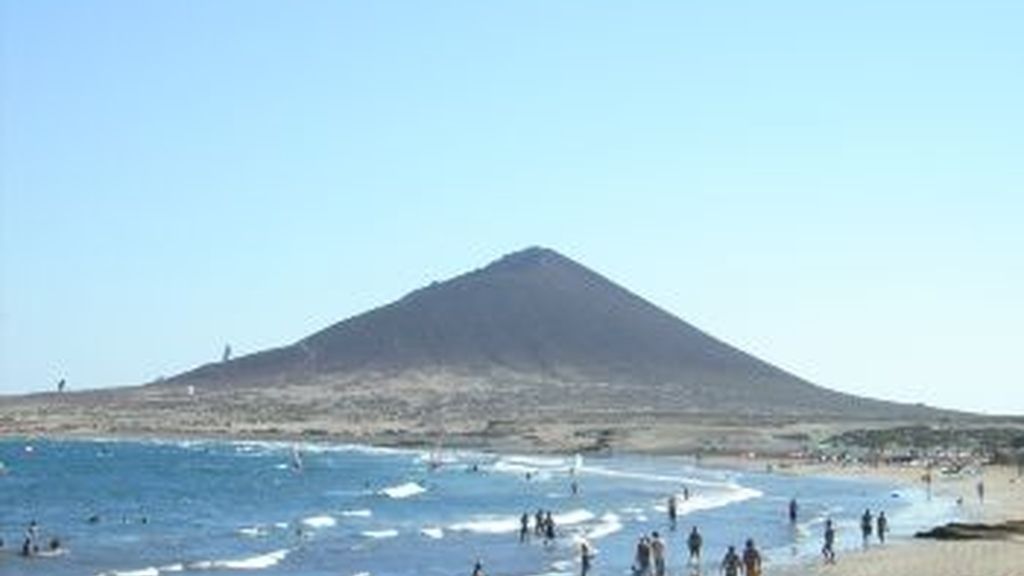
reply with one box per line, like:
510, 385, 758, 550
0, 439, 956, 576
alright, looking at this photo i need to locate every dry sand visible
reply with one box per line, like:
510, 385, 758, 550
771, 464, 1024, 576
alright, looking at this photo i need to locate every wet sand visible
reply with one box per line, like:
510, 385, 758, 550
773, 464, 1024, 576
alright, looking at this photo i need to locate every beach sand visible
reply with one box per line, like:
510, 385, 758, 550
773, 464, 1024, 576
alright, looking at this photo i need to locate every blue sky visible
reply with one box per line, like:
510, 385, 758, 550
2, 1, 1022, 414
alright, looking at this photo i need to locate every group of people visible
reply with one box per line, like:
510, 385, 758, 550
859, 508, 889, 546
631, 531, 667, 575
488, 491, 898, 575
819, 507, 889, 565
720, 539, 763, 576
519, 509, 557, 545
627, 526, 760, 576
3, 520, 62, 558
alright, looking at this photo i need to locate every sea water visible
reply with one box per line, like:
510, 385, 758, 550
0, 439, 956, 576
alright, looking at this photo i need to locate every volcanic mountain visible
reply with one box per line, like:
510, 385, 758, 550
170, 247, 926, 417
4, 247, 949, 450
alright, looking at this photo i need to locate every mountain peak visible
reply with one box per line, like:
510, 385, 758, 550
484, 246, 569, 272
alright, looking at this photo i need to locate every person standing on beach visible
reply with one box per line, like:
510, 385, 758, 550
544, 511, 556, 545
720, 545, 742, 576
668, 495, 678, 530
520, 512, 529, 543
977, 479, 985, 503
687, 525, 703, 564
634, 536, 652, 575
788, 498, 798, 523
24, 520, 39, 555
471, 559, 485, 576
650, 531, 667, 576
822, 519, 836, 564
877, 511, 888, 544
742, 538, 762, 576
535, 509, 545, 536
860, 509, 873, 545
580, 541, 594, 575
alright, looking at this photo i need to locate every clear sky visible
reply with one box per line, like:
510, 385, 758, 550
2, 1, 1021, 414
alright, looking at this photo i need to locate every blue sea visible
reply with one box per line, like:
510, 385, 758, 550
0, 439, 956, 576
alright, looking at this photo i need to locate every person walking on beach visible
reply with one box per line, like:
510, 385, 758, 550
720, 545, 742, 576
860, 509, 873, 546
742, 538, 762, 576
687, 525, 703, 564
668, 495, 678, 530
520, 512, 530, 543
650, 531, 667, 576
788, 498, 798, 524
877, 511, 888, 544
822, 519, 836, 564
580, 541, 594, 575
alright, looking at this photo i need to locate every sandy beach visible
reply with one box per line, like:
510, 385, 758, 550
773, 464, 1024, 576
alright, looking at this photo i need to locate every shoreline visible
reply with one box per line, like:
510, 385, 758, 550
3, 435, 1021, 575
770, 462, 1024, 576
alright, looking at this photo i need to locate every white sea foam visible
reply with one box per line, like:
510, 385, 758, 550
420, 526, 444, 539
157, 565, 184, 573
238, 526, 267, 537
502, 455, 568, 468
379, 481, 426, 499
584, 512, 622, 540
492, 460, 548, 477
362, 529, 399, 539
489, 454, 576, 479
449, 514, 520, 534
553, 509, 595, 526
580, 464, 720, 487
341, 509, 372, 517
189, 548, 290, 570
97, 569, 160, 576
305, 443, 413, 457
301, 515, 337, 529
665, 484, 764, 516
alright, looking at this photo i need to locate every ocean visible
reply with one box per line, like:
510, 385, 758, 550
0, 439, 956, 576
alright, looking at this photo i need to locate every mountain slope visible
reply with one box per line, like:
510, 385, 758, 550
168, 247, 933, 418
